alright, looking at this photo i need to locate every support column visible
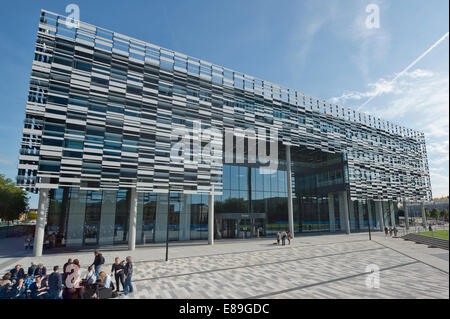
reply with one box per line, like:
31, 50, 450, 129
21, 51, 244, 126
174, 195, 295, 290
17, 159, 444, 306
286, 145, 295, 237
348, 198, 355, 231
375, 201, 384, 231
339, 191, 350, 234
421, 202, 427, 229
33, 187, 49, 257
403, 200, 409, 230
128, 188, 138, 251
328, 194, 336, 232
208, 185, 215, 245
389, 201, 396, 227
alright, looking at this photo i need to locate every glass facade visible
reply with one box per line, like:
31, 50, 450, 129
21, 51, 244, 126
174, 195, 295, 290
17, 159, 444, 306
44, 144, 394, 248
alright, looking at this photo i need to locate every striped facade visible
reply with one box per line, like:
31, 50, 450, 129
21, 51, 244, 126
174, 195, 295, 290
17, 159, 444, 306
18, 9, 432, 203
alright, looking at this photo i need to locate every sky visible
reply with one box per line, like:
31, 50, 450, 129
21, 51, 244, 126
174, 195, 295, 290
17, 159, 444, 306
0, 0, 448, 208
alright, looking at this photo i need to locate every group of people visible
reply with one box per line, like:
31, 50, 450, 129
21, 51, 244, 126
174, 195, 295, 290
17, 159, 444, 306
384, 226, 398, 238
24, 232, 65, 250
276, 230, 293, 246
0, 250, 134, 299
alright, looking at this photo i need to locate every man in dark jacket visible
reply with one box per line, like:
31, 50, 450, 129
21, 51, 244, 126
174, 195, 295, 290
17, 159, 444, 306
123, 256, 133, 296
48, 266, 63, 299
63, 258, 73, 282
92, 250, 105, 278
27, 262, 37, 277
10, 265, 25, 282
34, 264, 47, 278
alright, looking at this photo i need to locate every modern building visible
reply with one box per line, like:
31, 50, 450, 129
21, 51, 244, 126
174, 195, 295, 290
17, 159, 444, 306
17, 10, 432, 256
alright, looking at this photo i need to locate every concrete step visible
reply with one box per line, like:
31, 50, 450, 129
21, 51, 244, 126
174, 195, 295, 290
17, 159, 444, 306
401, 233, 449, 250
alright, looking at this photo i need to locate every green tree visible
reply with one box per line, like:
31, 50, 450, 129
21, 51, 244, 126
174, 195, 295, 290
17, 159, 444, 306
0, 174, 29, 222
441, 209, 448, 221
430, 208, 440, 219
425, 208, 430, 218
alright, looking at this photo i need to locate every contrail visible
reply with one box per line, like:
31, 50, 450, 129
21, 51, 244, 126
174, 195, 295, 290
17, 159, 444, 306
358, 31, 449, 110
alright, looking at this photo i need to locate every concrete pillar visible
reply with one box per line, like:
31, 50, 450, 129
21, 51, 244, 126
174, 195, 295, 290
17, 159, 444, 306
208, 185, 215, 245
375, 201, 384, 231
286, 145, 295, 237
389, 201, 396, 227
421, 202, 427, 228
403, 200, 409, 230
328, 194, 336, 232
98, 190, 117, 246
128, 188, 138, 250
339, 191, 351, 234
33, 187, 49, 257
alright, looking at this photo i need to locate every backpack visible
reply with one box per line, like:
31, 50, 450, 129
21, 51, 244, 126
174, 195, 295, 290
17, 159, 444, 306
100, 255, 105, 265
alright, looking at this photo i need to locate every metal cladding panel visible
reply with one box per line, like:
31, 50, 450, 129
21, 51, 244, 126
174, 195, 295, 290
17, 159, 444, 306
17, 10, 432, 201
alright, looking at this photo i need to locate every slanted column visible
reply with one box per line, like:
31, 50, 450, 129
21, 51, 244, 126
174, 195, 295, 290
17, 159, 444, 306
208, 185, 215, 245
339, 191, 350, 234
328, 194, 336, 232
403, 200, 410, 230
375, 201, 384, 231
286, 145, 295, 237
128, 188, 138, 251
421, 202, 427, 229
33, 186, 49, 257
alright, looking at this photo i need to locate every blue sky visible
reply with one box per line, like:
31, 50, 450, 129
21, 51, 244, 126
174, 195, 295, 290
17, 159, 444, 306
0, 0, 448, 207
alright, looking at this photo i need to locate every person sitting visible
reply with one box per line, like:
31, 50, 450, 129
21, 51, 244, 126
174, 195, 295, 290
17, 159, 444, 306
29, 276, 48, 299
84, 266, 97, 285
34, 264, 47, 278
27, 262, 37, 277
95, 271, 115, 299
10, 265, 25, 283
0, 273, 13, 299
10, 278, 27, 299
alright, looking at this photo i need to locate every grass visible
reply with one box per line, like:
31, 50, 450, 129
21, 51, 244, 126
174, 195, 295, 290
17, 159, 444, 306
417, 230, 449, 240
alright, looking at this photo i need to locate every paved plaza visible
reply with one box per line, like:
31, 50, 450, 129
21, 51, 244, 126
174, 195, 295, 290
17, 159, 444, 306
0, 232, 448, 299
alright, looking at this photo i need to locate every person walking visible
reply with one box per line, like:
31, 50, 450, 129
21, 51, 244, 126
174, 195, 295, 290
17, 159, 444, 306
276, 231, 281, 245
281, 231, 287, 246
384, 227, 388, 238
92, 250, 105, 278
389, 227, 393, 237
24, 235, 31, 250
111, 257, 125, 292
48, 266, 63, 299
393, 227, 398, 237
123, 256, 134, 296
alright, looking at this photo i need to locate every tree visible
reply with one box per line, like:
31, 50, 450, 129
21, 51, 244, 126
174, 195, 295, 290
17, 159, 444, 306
430, 208, 440, 220
0, 174, 29, 222
441, 209, 449, 221
425, 208, 430, 219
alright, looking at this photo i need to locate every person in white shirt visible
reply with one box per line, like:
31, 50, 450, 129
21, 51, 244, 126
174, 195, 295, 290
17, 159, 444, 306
84, 265, 96, 285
